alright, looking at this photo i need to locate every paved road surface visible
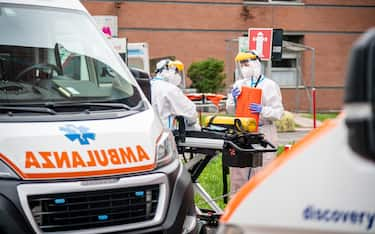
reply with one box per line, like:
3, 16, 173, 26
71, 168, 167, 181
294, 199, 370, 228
276, 113, 321, 146
277, 128, 311, 145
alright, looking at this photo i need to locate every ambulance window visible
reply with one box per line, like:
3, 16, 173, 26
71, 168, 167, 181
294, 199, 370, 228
62, 55, 90, 81
0, 4, 144, 112
94, 60, 116, 85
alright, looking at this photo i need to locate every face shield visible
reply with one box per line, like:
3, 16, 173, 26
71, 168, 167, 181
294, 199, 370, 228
168, 61, 185, 88
160, 68, 181, 86
235, 52, 261, 82
236, 59, 252, 80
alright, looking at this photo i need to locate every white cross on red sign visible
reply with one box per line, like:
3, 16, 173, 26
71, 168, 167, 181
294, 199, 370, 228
248, 28, 273, 61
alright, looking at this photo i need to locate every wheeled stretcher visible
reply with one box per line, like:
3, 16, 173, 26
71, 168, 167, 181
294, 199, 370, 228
172, 116, 277, 224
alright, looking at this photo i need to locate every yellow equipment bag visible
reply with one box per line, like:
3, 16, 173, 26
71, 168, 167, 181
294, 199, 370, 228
204, 115, 257, 133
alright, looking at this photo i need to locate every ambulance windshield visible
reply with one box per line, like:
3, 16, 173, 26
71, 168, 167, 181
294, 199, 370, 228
0, 4, 144, 112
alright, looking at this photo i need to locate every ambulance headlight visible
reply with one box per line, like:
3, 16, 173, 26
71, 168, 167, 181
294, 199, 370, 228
217, 224, 244, 234
156, 131, 177, 167
0, 159, 19, 179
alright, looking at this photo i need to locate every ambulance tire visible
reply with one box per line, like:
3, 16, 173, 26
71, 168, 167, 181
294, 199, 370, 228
198, 223, 217, 234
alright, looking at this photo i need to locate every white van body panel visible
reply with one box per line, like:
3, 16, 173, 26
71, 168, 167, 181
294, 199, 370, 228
0, 0, 87, 12
223, 117, 375, 233
0, 1, 196, 233
0, 109, 162, 180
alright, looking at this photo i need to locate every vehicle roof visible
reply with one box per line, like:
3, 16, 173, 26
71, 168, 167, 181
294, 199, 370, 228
0, 0, 87, 12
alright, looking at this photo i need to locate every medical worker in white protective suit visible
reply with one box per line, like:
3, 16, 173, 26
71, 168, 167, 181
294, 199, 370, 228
151, 59, 199, 129
226, 50, 284, 194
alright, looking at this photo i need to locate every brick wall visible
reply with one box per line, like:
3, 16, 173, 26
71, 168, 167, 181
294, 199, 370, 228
82, 0, 375, 111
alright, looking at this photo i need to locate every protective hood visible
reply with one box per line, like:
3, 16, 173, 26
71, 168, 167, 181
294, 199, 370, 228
249, 60, 262, 79
157, 70, 182, 87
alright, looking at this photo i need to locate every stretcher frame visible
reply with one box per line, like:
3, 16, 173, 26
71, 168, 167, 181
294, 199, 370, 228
172, 116, 277, 225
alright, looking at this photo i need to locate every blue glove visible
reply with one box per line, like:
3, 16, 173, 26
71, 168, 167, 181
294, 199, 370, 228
249, 103, 262, 113
231, 87, 241, 99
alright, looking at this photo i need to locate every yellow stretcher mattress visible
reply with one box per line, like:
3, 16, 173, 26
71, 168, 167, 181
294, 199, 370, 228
204, 115, 257, 132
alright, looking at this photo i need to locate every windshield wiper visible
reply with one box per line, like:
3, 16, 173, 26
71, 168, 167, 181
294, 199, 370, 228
45, 102, 136, 111
75, 102, 133, 110
0, 105, 56, 115
0, 83, 24, 92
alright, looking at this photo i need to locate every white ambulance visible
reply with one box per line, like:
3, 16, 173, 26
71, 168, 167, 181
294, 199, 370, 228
0, 1, 196, 233
219, 28, 375, 234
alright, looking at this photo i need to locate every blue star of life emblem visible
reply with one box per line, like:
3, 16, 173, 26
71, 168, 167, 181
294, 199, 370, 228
60, 124, 96, 145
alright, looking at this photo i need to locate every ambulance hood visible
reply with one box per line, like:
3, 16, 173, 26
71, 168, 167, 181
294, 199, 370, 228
0, 109, 163, 180
0, 0, 87, 12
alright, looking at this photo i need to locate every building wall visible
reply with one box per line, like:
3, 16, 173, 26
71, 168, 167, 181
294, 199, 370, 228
82, 0, 375, 112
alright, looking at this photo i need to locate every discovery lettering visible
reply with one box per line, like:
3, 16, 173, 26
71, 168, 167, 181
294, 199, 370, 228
303, 205, 375, 231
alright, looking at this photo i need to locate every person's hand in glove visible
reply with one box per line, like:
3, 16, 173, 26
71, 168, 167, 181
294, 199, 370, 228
231, 87, 241, 100
249, 103, 262, 113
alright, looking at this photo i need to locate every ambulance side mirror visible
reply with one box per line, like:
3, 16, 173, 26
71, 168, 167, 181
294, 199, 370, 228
344, 28, 375, 162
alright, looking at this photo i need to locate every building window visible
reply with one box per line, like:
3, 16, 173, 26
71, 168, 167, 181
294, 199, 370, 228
271, 34, 304, 87
283, 34, 304, 44
272, 59, 296, 68
271, 57, 298, 87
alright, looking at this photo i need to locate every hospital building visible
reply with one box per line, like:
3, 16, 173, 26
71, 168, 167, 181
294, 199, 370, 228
82, 0, 375, 112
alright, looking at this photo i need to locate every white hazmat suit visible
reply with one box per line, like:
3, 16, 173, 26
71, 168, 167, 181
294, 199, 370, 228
151, 59, 198, 129
226, 52, 284, 194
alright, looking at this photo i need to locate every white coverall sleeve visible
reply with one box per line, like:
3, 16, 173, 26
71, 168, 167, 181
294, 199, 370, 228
226, 80, 243, 114
226, 91, 236, 114
260, 81, 284, 121
167, 88, 198, 125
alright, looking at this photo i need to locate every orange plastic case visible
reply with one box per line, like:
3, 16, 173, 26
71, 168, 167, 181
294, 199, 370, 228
235, 87, 262, 131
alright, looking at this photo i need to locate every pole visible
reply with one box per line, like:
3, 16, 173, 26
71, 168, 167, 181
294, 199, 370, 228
311, 48, 315, 114
199, 110, 202, 127
265, 60, 272, 79
311, 48, 315, 89
312, 88, 316, 128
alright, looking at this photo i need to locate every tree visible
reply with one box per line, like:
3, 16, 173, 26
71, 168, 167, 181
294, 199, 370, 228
187, 58, 226, 93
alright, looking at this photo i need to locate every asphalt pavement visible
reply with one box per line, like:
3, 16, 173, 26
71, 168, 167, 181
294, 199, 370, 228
277, 113, 322, 145
277, 128, 311, 145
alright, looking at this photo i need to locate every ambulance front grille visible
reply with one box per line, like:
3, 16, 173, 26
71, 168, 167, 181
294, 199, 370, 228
27, 185, 160, 232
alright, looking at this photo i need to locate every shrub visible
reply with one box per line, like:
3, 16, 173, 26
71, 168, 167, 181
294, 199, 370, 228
187, 58, 226, 93
275, 111, 296, 132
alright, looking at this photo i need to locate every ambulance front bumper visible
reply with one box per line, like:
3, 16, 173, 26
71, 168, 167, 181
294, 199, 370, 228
0, 159, 196, 234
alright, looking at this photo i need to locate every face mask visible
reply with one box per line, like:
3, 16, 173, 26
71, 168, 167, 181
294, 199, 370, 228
168, 72, 182, 86
160, 69, 181, 86
241, 66, 253, 79
250, 60, 262, 79
159, 69, 173, 82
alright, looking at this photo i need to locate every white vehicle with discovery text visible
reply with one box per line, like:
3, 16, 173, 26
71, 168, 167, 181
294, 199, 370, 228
0, 1, 196, 233
219, 28, 375, 234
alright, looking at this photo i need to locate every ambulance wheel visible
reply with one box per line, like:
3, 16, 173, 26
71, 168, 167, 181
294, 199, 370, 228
199, 224, 217, 234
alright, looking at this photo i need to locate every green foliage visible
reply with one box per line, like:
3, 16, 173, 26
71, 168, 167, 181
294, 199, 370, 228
302, 113, 339, 122
194, 155, 228, 210
187, 58, 226, 93
276, 142, 295, 157
276, 145, 285, 156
